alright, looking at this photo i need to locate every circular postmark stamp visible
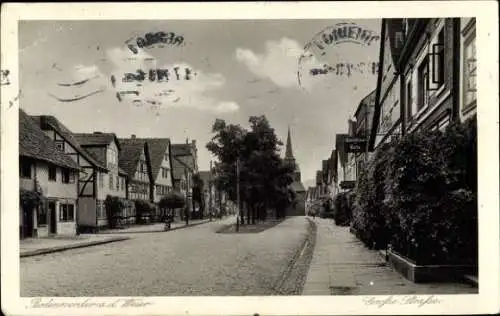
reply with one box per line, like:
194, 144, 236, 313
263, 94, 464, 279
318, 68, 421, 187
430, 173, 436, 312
297, 21, 381, 91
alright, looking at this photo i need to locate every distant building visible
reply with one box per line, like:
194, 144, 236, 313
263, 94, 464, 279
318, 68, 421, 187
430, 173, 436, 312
19, 109, 80, 238
171, 140, 199, 219
283, 127, 306, 216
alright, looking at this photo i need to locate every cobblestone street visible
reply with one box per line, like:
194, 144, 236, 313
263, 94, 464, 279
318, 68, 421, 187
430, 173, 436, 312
21, 216, 310, 296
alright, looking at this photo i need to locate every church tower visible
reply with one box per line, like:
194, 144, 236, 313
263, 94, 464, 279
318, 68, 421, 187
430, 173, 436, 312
284, 126, 301, 182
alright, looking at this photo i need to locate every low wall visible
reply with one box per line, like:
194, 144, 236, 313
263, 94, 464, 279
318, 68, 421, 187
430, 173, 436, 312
387, 249, 476, 283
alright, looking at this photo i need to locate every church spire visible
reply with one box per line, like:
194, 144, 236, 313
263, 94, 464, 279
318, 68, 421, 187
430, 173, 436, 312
285, 126, 294, 160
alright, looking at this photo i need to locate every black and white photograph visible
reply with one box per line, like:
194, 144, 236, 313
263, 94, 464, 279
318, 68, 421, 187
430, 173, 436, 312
1, 2, 499, 316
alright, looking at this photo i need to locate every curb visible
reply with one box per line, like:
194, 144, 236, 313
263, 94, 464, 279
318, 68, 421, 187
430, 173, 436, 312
20, 237, 130, 258
97, 219, 211, 235
274, 217, 317, 294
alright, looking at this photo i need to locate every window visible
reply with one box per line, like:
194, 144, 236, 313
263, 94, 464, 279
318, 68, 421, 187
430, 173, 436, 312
59, 203, 75, 221
162, 167, 170, 178
62, 169, 73, 183
156, 185, 161, 195
20, 160, 31, 178
109, 174, 114, 189
38, 205, 47, 226
54, 140, 65, 152
417, 58, 429, 111
116, 176, 120, 190
406, 80, 413, 121
99, 173, 104, 188
463, 32, 476, 109
121, 178, 125, 190
430, 28, 445, 89
49, 166, 57, 181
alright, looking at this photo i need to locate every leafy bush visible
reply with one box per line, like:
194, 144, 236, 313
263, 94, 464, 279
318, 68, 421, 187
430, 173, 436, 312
333, 191, 355, 226
20, 189, 44, 209
134, 199, 155, 224
352, 142, 393, 249
105, 195, 124, 229
353, 116, 478, 264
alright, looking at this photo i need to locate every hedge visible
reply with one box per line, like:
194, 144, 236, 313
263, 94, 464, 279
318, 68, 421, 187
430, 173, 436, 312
353, 116, 477, 265
333, 191, 355, 226
105, 195, 124, 229
134, 199, 156, 224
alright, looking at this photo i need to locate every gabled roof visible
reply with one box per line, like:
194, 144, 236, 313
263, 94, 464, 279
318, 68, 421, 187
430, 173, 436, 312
73, 132, 121, 151
19, 109, 79, 170
118, 138, 148, 179
171, 143, 194, 157
128, 138, 171, 179
355, 89, 377, 119
74, 132, 127, 175
30, 115, 107, 171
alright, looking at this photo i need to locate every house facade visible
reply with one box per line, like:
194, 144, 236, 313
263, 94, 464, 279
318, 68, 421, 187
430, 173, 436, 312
459, 18, 477, 122
369, 19, 404, 151
171, 140, 199, 218
352, 90, 376, 182
73, 132, 129, 230
119, 137, 154, 203
371, 18, 476, 147
130, 138, 174, 220
400, 18, 460, 133
19, 109, 80, 238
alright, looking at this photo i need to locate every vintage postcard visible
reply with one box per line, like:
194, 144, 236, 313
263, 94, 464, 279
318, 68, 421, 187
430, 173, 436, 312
1, 2, 499, 316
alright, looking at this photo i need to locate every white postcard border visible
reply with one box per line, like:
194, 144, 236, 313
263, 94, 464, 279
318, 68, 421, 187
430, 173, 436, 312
1, 2, 499, 315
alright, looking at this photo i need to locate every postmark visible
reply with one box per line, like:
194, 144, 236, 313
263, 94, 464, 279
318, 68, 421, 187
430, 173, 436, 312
125, 31, 185, 54
297, 22, 380, 90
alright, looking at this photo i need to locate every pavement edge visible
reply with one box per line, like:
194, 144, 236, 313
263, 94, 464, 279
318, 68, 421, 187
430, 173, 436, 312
273, 217, 318, 294
20, 237, 130, 258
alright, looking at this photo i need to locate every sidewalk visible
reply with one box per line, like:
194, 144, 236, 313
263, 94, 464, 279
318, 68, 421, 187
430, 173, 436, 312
20, 235, 129, 258
97, 218, 212, 234
302, 218, 477, 295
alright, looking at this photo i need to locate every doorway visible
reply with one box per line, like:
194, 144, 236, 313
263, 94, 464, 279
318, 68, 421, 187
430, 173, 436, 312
21, 205, 34, 238
48, 201, 57, 235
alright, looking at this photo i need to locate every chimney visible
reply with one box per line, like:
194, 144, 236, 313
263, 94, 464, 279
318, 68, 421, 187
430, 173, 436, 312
191, 140, 196, 148
185, 138, 189, 144
131, 134, 136, 139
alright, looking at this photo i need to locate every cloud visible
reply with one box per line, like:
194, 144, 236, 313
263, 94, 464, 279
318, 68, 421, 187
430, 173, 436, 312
215, 101, 240, 113
235, 37, 307, 89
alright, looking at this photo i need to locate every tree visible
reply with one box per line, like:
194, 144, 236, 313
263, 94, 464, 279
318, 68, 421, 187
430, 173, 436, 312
159, 191, 185, 222
191, 173, 205, 219
206, 115, 296, 223
105, 195, 123, 228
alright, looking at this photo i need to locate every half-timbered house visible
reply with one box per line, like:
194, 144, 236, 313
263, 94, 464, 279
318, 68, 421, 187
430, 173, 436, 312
73, 132, 129, 230
126, 138, 174, 221
118, 136, 154, 222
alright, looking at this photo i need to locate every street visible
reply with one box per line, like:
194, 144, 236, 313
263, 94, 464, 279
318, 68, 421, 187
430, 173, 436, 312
21, 216, 310, 296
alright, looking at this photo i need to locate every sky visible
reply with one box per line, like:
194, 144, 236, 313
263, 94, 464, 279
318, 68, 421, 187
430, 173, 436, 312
19, 19, 381, 188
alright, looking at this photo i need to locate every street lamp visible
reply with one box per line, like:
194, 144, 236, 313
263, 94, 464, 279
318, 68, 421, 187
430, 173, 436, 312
236, 156, 240, 232
209, 160, 213, 222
